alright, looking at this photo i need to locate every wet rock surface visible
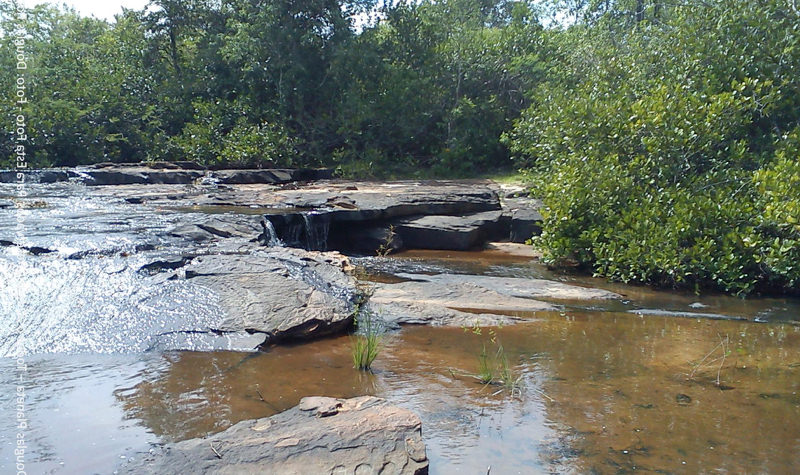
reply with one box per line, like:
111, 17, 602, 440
0, 164, 333, 186
177, 249, 359, 344
0, 176, 552, 351
39, 178, 544, 252
168, 216, 262, 242
119, 396, 429, 475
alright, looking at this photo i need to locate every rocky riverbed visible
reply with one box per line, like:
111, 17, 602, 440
2, 167, 799, 474
0, 166, 564, 353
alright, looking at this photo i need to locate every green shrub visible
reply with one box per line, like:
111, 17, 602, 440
170, 100, 296, 169
509, 1, 800, 295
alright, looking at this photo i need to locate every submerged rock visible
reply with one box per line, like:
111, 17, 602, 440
628, 309, 748, 321
119, 396, 429, 475
368, 273, 620, 327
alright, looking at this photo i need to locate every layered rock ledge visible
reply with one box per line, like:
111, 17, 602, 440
119, 396, 429, 475
144, 247, 360, 347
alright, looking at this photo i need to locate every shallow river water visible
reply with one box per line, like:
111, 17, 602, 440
1, 184, 799, 474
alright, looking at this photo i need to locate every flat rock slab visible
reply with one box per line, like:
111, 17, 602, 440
395, 273, 621, 301
79, 168, 205, 185
368, 279, 555, 327
168, 216, 261, 242
176, 248, 358, 344
274, 181, 501, 220
119, 396, 429, 475
214, 168, 331, 184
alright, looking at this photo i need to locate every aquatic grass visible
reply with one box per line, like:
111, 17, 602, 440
459, 324, 521, 394
495, 344, 515, 389
477, 344, 494, 384
688, 334, 732, 387
350, 289, 382, 371
351, 332, 381, 371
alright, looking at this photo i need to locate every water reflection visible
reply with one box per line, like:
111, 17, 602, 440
115, 312, 800, 473
0, 355, 156, 474
358, 250, 800, 323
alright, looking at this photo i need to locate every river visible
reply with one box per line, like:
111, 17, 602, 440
1, 182, 798, 473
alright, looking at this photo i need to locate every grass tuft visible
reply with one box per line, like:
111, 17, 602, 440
351, 302, 382, 371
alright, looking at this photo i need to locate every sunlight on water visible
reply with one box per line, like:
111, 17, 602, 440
0, 253, 229, 357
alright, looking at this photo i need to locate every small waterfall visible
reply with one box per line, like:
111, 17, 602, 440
69, 169, 93, 184
260, 218, 284, 247
302, 212, 330, 251
260, 213, 330, 251
283, 218, 304, 247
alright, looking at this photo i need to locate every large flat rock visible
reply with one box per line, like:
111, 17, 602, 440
367, 273, 620, 327
160, 248, 358, 344
214, 168, 332, 184
257, 182, 505, 251
79, 168, 205, 185
119, 396, 429, 475
368, 279, 555, 327
395, 273, 621, 301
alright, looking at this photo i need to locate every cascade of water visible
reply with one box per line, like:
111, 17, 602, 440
68, 169, 93, 185
0, 255, 224, 356
283, 215, 304, 247
302, 212, 330, 251
260, 218, 284, 247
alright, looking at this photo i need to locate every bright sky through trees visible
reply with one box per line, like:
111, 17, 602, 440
20, 0, 148, 20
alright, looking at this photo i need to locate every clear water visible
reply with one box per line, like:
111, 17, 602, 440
1, 184, 799, 474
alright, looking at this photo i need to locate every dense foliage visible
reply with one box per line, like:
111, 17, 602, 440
1, 0, 798, 294
508, 0, 800, 294
1, 0, 541, 174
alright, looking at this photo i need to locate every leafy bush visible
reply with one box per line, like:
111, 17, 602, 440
509, 1, 800, 295
170, 100, 296, 168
